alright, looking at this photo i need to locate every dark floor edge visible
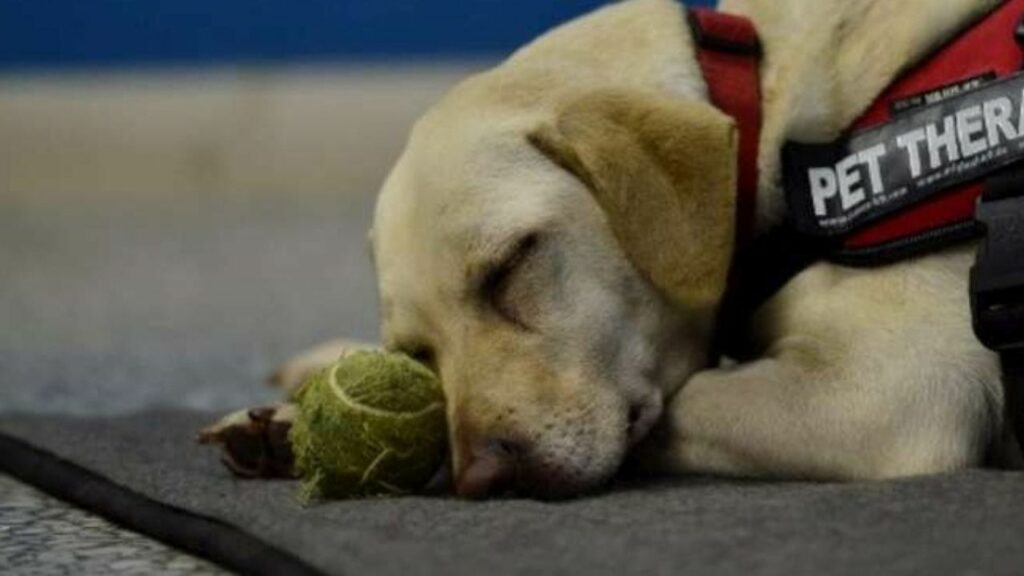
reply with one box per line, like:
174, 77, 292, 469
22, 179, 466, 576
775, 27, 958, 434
0, 429, 324, 576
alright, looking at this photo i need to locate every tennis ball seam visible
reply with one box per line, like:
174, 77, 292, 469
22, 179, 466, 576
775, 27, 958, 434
327, 362, 445, 419
360, 447, 393, 485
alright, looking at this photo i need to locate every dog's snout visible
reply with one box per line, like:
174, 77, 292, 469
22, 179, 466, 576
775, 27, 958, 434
454, 439, 520, 499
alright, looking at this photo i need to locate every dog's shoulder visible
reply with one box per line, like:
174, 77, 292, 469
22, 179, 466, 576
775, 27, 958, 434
730, 0, 1002, 137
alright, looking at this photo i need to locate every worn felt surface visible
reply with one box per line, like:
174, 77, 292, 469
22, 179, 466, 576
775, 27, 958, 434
2, 410, 1024, 576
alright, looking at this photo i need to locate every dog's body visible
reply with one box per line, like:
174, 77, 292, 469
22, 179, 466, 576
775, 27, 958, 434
213, 0, 1021, 497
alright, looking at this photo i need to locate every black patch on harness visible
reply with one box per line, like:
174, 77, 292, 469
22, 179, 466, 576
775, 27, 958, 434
783, 72, 1024, 237
890, 72, 996, 115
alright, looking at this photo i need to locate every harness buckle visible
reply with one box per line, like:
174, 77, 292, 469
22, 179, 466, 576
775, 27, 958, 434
970, 172, 1024, 351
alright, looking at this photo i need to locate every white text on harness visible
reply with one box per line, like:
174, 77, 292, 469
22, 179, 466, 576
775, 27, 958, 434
784, 73, 1024, 236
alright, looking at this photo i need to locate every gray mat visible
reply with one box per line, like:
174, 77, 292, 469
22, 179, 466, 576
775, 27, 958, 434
2, 410, 1024, 576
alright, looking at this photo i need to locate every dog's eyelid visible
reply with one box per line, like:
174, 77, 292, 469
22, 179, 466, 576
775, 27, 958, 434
479, 232, 541, 330
479, 233, 539, 290
485, 232, 540, 276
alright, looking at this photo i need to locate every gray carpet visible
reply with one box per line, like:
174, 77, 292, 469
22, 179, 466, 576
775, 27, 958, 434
3, 193, 1024, 575
4, 410, 1024, 576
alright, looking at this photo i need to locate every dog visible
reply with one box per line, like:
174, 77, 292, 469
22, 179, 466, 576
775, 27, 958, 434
204, 0, 1021, 499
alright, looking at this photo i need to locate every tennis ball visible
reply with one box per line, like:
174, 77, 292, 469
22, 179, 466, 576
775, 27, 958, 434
289, 350, 447, 500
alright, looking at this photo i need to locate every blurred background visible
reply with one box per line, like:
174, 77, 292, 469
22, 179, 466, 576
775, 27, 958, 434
0, 0, 712, 415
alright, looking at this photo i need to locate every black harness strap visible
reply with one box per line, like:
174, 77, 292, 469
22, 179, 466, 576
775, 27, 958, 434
971, 167, 1024, 461
1001, 353, 1024, 463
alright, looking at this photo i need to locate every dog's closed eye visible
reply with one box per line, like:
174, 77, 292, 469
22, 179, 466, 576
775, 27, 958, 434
480, 233, 541, 330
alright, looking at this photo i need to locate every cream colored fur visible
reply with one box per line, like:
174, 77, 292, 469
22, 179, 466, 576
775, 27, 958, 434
273, 0, 1019, 495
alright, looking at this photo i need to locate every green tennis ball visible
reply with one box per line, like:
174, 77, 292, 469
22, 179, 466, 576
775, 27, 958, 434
289, 350, 447, 501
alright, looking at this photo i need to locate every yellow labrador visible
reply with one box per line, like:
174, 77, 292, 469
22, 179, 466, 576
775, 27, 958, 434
208, 0, 1021, 498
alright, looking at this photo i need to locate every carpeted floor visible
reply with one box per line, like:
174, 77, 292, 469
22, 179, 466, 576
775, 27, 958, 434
3, 411, 1024, 576
2, 192, 1024, 575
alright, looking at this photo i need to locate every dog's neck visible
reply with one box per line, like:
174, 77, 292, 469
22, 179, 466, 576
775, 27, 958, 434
726, 0, 1002, 232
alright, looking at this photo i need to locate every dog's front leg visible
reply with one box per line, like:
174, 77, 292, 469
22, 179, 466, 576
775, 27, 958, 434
640, 256, 1004, 480
646, 353, 981, 481
645, 355, 901, 480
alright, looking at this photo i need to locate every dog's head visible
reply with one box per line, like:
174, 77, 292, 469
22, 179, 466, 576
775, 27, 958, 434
371, 69, 739, 498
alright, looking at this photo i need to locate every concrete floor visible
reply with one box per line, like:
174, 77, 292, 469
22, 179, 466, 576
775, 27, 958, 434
0, 474, 225, 575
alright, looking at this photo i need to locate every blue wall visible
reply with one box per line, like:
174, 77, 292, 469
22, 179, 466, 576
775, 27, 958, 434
0, 0, 715, 69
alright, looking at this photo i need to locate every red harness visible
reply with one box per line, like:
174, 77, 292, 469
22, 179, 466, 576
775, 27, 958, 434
688, 8, 762, 247
689, 0, 1024, 261
844, 0, 1024, 257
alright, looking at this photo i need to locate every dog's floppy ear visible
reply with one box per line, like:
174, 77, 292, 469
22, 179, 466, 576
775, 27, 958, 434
528, 91, 738, 310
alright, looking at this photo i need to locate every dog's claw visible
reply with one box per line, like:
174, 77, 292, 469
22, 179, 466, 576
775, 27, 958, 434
199, 405, 298, 479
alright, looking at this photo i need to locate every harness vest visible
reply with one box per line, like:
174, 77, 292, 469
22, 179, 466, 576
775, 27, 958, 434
689, 0, 1024, 453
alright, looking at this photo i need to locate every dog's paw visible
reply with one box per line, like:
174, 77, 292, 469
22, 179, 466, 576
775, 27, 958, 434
198, 404, 298, 479
269, 338, 377, 393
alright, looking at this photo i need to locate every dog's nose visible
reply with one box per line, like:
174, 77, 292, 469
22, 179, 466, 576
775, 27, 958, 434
454, 439, 519, 499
